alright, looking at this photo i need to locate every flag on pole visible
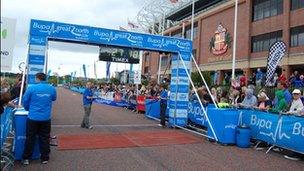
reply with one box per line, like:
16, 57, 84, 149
106, 61, 111, 80
83, 64, 87, 80
265, 41, 287, 86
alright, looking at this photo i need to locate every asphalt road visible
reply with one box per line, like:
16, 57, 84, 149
13, 88, 304, 171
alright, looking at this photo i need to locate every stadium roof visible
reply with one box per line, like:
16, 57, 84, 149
135, 0, 227, 34
166, 0, 225, 21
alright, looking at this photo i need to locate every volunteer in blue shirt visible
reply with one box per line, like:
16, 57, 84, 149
22, 73, 57, 165
159, 84, 168, 127
81, 82, 94, 129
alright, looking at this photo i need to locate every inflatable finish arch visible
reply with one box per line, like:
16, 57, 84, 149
27, 19, 192, 127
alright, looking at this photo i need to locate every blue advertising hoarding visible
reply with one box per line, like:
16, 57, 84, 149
241, 110, 304, 154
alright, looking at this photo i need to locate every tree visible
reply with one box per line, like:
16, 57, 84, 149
48, 76, 57, 86
110, 77, 120, 85
191, 71, 212, 87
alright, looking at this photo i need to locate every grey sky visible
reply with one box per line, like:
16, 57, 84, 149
2, 0, 143, 78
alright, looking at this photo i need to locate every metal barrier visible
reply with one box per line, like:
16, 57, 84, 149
1, 107, 15, 170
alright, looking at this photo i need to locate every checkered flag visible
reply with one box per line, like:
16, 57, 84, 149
265, 41, 286, 86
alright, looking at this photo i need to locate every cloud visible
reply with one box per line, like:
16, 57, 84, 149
2, 0, 143, 77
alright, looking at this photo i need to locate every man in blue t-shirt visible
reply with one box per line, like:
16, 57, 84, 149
22, 73, 57, 165
81, 82, 94, 129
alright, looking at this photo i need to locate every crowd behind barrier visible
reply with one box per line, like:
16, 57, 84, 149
68, 81, 169, 114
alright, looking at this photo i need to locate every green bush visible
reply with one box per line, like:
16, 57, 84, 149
191, 71, 212, 87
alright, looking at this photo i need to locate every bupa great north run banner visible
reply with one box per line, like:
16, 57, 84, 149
29, 19, 192, 53
241, 110, 304, 154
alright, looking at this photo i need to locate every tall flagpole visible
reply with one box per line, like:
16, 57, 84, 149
232, 0, 238, 79
157, 13, 166, 84
190, 0, 195, 41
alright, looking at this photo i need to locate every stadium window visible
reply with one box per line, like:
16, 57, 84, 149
252, 0, 283, 21
251, 30, 283, 52
290, 25, 304, 47
291, 0, 304, 10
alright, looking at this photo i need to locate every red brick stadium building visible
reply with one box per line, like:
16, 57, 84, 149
141, 0, 304, 83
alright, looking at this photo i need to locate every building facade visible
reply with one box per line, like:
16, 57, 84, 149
141, 0, 304, 83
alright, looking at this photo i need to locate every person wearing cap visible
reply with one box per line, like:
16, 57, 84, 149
286, 89, 304, 115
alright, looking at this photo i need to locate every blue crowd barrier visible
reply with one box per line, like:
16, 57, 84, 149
240, 109, 304, 154
188, 101, 216, 127
1, 107, 14, 150
94, 98, 130, 107
145, 99, 160, 119
206, 108, 240, 144
70, 87, 85, 94
145, 99, 169, 119
1, 107, 15, 169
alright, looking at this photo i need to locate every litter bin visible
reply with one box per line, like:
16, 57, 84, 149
236, 125, 251, 148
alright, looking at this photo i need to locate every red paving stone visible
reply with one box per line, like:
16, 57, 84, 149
57, 130, 201, 150
13, 88, 304, 171
58, 133, 136, 150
